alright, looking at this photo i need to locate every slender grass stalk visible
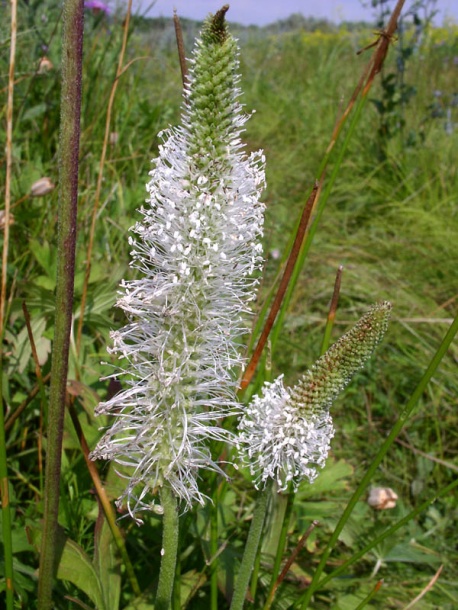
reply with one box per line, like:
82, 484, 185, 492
210, 498, 219, 610
320, 266, 343, 356
271, 1, 406, 352
230, 485, 270, 610
76, 0, 132, 355
173, 9, 188, 87
249, 542, 263, 602
22, 302, 47, 493
267, 519, 319, 608
156, 485, 180, 610
0, 0, 18, 606
354, 580, 384, 609
240, 185, 318, 389
67, 403, 141, 596
263, 487, 294, 610
37, 0, 83, 607
299, 310, 458, 609
0, 400, 13, 610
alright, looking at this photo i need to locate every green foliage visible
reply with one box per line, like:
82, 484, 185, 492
1, 4, 457, 610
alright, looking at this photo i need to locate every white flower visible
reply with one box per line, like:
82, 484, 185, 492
238, 302, 391, 491
90, 9, 265, 520
237, 375, 334, 491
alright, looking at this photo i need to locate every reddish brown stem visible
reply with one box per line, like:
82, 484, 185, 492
173, 9, 188, 88
240, 183, 319, 390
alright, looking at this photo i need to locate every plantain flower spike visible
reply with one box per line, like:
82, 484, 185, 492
238, 302, 392, 491
90, 6, 265, 521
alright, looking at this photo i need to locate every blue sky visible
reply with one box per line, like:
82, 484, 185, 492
135, 0, 458, 26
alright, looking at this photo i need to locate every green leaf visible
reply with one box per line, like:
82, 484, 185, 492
94, 510, 121, 610
4, 315, 51, 374
28, 525, 105, 609
29, 238, 57, 279
23, 103, 48, 121
57, 538, 106, 609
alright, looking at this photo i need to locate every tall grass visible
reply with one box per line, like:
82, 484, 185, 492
1, 3, 457, 608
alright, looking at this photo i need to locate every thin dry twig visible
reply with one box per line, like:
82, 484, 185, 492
396, 438, 458, 474
402, 565, 443, 610
4, 374, 52, 432
271, 521, 319, 598
1, 0, 17, 338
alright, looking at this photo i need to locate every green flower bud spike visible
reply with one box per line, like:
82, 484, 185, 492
238, 302, 392, 491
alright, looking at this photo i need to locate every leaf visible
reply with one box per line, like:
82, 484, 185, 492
29, 239, 57, 279
23, 103, 48, 121
94, 509, 121, 610
180, 569, 207, 607
296, 458, 353, 499
27, 525, 105, 610
5, 315, 51, 374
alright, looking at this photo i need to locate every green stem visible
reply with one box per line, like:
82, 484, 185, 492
249, 542, 262, 602
353, 580, 383, 610
299, 311, 458, 609
210, 499, 219, 610
230, 487, 270, 610
263, 487, 294, 610
37, 1, 83, 608
0, 388, 14, 610
156, 485, 179, 610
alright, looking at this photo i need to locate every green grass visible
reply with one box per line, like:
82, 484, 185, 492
1, 6, 457, 609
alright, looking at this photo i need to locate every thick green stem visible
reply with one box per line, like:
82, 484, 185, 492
230, 487, 270, 610
37, 1, 83, 608
156, 485, 180, 610
299, 310, 458, 609
264, 488, 294, 610
210, 499, 219, 610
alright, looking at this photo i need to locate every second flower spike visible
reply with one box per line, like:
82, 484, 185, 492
238, 302, 392, 491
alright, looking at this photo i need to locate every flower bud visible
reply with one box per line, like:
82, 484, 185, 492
38, 56, 53, 73
367, 487, 398, 510
30, 177, 55, 197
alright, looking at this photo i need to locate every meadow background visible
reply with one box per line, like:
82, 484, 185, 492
1, 1, 458, 608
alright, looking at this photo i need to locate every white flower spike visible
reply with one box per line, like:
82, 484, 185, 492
238, 302, 392, 491
90, 6, 265, 520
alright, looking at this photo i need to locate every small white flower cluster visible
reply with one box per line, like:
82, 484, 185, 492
238, 302, 391, 492
90, 16, 265, 519
237, 375, 334, 491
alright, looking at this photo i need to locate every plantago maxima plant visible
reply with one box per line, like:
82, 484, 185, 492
90, 5, 266, 521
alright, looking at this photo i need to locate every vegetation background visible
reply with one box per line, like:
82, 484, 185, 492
1, 0, 457, 608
